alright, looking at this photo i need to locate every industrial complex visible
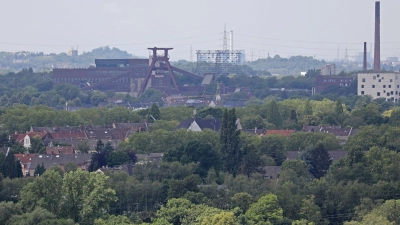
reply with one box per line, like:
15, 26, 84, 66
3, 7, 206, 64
53, 47, 213, 97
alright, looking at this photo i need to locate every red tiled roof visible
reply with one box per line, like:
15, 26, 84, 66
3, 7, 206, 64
15, 154, 35, 164
12, 132, 47, 143
46, 146, 74, 154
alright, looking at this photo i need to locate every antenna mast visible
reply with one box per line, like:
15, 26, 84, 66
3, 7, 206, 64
223, 24, 228, 51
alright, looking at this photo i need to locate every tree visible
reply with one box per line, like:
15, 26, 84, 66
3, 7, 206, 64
245, 193, 283, 225
304, 143, 332, 179
231, 192, 253, 212
302, 99, 313, 117
34, 163, 46, 176
77, 140, 89, 153
201, 212, 238, 225
29, 135, 46, 154
64, 161, 78, 173
19, 170, 63, 214
281, 160, 308, 178
90, 92, 107, 106
94, 215, 133, 225
2, 153, 23, 179
148, 103, 161, 122
259, 134, 286, 166
240, 143, 264, 177
299, 195, 327, 225
6, 207, 57, 225
61, 169, 117, 224
0, 201, 22, 225
266, 100, 282, 128
106, 151, 130, 167
220, 108, 241, 177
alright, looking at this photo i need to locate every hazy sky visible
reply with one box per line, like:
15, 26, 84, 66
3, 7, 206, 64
1, 0, 400, 61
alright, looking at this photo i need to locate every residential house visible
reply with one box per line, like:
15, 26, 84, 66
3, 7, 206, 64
175, 118, 242, 132
263, 166, 282, 179
28, 154, 92, 176
302, 125, 357, 144
14, 154, 36, 176
46, 146, 75, 155
176, 118, 221, 132
10, 132, 48, 149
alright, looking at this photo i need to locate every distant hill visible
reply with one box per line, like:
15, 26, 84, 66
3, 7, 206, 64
247, 55, 326, 76
0, 46, 135, 73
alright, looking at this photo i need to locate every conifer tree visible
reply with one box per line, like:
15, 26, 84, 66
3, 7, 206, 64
220, 108, 241, 177
266, 100, 282, 128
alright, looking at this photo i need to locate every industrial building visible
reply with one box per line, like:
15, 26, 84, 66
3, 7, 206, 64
321, 64, 336, 75
196, 28, 245, 65
315, 75, 354, 93
196, 50, 245, 65
356, 1, 399, 102
358, 72, 400, 102
53, 47, 212, 97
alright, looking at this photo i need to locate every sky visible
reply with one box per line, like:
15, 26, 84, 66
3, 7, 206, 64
1, 0, 400, 61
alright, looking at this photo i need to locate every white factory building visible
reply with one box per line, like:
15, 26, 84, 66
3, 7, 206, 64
358, 73, 400, 102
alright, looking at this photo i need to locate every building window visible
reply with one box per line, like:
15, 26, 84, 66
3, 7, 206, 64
383, 85, 386, 88
379, 79, 381, 82
390, 79, 393, 82
377, 74, 380, 77
377, 92, 380, 96
387, 93, 390, 96
391, 91, 394, 95
362, 78, 366, 82
361, 91, 364, 95
389, 85, 392, 88
372, 85, 375, 88
361, 85, 364, 88
398, 85, 399, 88
373, 76, 376, 80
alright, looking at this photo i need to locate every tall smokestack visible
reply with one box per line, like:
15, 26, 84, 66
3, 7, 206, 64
363, 42, 367, 71
374, 1, 380, 71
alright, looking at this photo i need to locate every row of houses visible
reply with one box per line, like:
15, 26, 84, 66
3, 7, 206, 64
12, 152, 164, 177
175, 117, 356, 142
10, 122, 148, 151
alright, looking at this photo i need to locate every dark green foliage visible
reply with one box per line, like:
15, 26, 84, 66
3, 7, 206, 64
106, 151, 131, 167
266, 100, 282, 128
303, 143, 332, 179
29, 136, 46, 154
168, 175, 201, 199
240, 143, 265, 177
220, 108, 241, 176
34, 163, 46, 176
164, 140, 221, 178
196, 107, 223, 119
139, 88, 163, 103
2, 154, 23, 179
147, 103, 161, 122
259, 135, 286, 166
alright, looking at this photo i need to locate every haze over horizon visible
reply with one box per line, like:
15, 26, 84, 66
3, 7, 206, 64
1, 0, 400, 61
